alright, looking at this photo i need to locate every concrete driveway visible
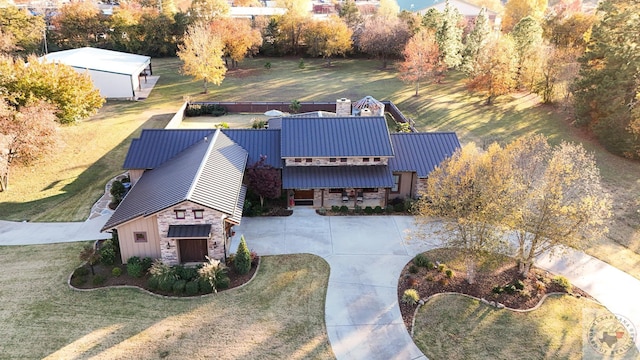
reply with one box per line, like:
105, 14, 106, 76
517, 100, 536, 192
233, 208, 432, 360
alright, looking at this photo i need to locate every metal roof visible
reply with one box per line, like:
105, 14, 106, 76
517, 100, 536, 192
282, 166, 395, 189
167, 224, 212, 238
41, 47, 150, 76
389, 132, 461, 177
123, 129, 213, 169
229, 185, 247, 224
102, 130, 247, 230
280, 117, 394, 158
222, 129, 282, 168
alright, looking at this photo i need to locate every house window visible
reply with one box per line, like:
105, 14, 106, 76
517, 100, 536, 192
340, 158, 347, 163
363, 157, 370, 162
175, 210, 186, 219
329, 158, 337, 163
374, 157, 381, 162
363, 188, 378, 193
329, 188, 344, 193
294, 158, 302, 163
193, 209, 204, 219
305, 158, 312, 163
391, 174, 401, 193
134, 232, 147, 243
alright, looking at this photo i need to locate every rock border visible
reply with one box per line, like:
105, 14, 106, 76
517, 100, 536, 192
67, 256, 262, 300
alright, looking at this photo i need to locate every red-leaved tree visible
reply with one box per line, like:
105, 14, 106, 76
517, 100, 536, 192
246, 155, 281, 207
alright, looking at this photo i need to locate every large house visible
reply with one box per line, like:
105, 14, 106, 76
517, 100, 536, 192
101, 104, 460, 265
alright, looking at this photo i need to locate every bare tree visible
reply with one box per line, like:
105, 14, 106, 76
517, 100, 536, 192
358, 16, 410, 69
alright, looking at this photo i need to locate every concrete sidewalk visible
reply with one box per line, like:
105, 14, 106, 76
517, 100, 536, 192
0, 216, 112, 245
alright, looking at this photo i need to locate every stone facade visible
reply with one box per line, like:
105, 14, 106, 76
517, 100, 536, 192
156, 200, 228, 265
314, 188, 386, 208
285, 157, 389, 167
415, 178, 428, 197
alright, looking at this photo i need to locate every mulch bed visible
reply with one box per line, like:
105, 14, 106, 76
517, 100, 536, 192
71, 255, 258, 297
397, 249, 592, 329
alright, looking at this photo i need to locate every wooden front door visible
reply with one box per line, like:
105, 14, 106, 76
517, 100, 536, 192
294, 189, 314, 200
179, 239, 208, 263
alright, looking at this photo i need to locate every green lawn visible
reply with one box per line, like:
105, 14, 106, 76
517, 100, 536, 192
413, 294, 640, 360
0, 244, 333, 359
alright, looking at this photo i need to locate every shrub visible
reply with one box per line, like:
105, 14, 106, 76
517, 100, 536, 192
385, 205, 394, 214
159, 278, 175, 292
374, 206, 383, 214
185, 103, 227, 117
74, 267, 89, 277
339, 205, 349, 214
250, 250, 258, 265
504, 284, 517, 294
127, 256, 141, 265
251, 118, 267, 129
214, 122, 229, 129
402, 289, 420, 305
553, 275, 572, 292
111, 267, 122, 277
127, 262, 144, 278
426, 261, 435, 270
354, 205, 362, 214
100, 246, 116, 266
437, 264, 447, 272
438, 278, 449, 286
394, 202, 405, 213
71, 276, 87, 287
514, 280, 525, 290
149, 260, 177, 282
520, 289, 532, 299
235, 236, 251, 275
408, 265, 418, 274
298, 59, 305, 69
264, 61, 271, 69
331, 205, 340, 212
290, 99, 301, 113
141, 257, 153, 272
226, 254, 235, 267
185, 280, 199, 295
80, 245, 101, 275
413, 253, 430, 268
535, 280, 546, 292
364, 206, 373, 214
445, 269, 455, 278
175, 265, 198, 282
216, 275, 230, 290
492, 286, 504, 294
198, 257, 228, 292
424, 274, 434, 282
147, 277, 160, 290
199, 278, 214, 294
110, 181, 126, 206
92, 275, 106, 285
173, 280, 186, 294
408, 277, 419, 287
404, 199, 417, 213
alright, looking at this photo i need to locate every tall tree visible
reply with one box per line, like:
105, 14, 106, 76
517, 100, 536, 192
466, 35, 517, 104
188, 0, 230, 21
398, 29, 442, 96
246, 155, 281, 207
338, 0, 361, 30
544, 12, 595, 51
377, 0, 400, 19
435, 0, 464, 69
572, 0, 640, 157
215, 19, 262, 69
502, 0, 547, 33
0, 98, 59, 191
511, 16, 543, 89
51, 1, 108, 48
0, 6, 45, 54
421, 8, 442, 31
461, 7, 491, 75
303, 16, 352, 66
358, 16, 410, 69
534, 45, 579, 104
177, 23, 226, 94
275, 0, 312, 54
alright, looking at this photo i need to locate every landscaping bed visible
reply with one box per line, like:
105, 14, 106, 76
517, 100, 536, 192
397, 248, 592, 329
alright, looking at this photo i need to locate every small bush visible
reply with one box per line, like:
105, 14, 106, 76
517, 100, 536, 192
147, 277, 160, 290
504, 284, 517, 294
71, 276, 87, 287
535, 280, 546, 292
226, 254, 236, 267
445, 269, 455, 278
385, 205, 394, 214
492, 285, 504, 294
251, 118, 267, 129
110, 181, 126, 206
127, 262, 144, 278
185, 103, 227, 117
520, 289, 532, 299
404, 199, 417, 214
426, 261, 435, 270
185, 280, 199, 295
127, 256, 141, 265
514, 280, 525, 290
74, 267, 90, 277
199, 278, 214, 294
437, 264, 447, 272
250, 250, 258, 265
402, 289, 420, 305
216, 275, 230, 290
339, 205, 349, 214
264, 61, 271, 69
331, 205, 340, 212
159, 278, 175, 292
100, 246, 116, 266
353, 205, 362, 214
553, 275, 571, 292
235, 236, 251, 275
393, 202, 405, 213
408, 277, 419, 287
175, 266, 198, 282
408, 265, 418, 274
364, 206, 373, 214
92, 275, 106, 285
141, 257, 153, 272
172, 280, 186, 294
298, 59, 305, 69
425, 274, 434, 282
111, 267, 122, 277
374, 206, 383, 214
413, 253, 430, 268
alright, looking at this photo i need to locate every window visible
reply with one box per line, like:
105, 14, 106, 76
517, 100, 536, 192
175, 210, 186, 219
329, 158, 337, 163
294, 158, 302, 163
391, 174, 401, 193
363, 188, 378, 193
340, 158, 347, 163
193, 209, 204, 219
374, 157, 381, 162
329, 188, 344, 193
134, 232, 147, 243
363, 158, 370, 162
305, 158, 312, 163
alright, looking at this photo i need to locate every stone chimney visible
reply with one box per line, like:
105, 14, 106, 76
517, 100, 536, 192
336, 98, 351, 117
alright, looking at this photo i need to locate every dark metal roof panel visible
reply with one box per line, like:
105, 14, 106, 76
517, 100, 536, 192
280, 117, 394, 158
123, 129, 213, 169
229, 185, 246, 224
282, 166, 394, 189
389, 133, 461, 177
167, 224, 212, 238
221, 129, 282, 168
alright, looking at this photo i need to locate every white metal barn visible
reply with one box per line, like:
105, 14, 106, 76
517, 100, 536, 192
41, 47, 152, 100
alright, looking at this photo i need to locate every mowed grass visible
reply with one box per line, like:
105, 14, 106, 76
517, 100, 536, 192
413, 294, 640, 360
0, 243, 333, 360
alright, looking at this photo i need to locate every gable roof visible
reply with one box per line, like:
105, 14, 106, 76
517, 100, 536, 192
283, 166, 395, 189
222, 129, 282, 168
280, 117, 394, 158
102, 130, 247, 230
389, 132, 461, 177
41, 47, 150, 77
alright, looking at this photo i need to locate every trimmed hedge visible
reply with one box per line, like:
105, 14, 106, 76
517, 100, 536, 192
185, 104, 227, 117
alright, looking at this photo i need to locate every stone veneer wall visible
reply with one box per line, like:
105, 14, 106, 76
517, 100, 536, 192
156, 200, 227, 265
415, 178, 428, 198
314, 188, 386, 208
285, 157, 389, 167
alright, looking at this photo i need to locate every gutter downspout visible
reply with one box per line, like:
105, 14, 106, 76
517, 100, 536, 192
221, 214, 228, 263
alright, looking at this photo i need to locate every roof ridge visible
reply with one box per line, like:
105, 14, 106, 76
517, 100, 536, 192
186, 129, 220, 200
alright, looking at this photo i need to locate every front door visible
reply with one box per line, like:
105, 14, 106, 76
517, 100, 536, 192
294, 189, 314, 206
179, 239, 208, 263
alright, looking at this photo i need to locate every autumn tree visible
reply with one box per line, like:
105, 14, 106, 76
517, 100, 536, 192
572, 0, 640, 157
511, 16, 543, 89
188, 0, 230, 21
246, 155, 281, 207
502, 0, 547, 33
435, 0, 464, 69
303, 16, 352, 66
210, 18, 262, 68
51, 1, 109, 48
399, 29, 442, 96
466, 35, 517, 104
421, 8, 442, 31
338, 0, 361, 30
0, 28, 18, 55
275, 0, 312, 54
0, 55, 104, 124
461, 7, 491, 75
377, 0, 399, 19
178, 23, 226, 94
544, 12, 595, 51
0, 6, 45, 53
358, 16, 410, 68
534, 45, 579, 104
0, 98, 59, 191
